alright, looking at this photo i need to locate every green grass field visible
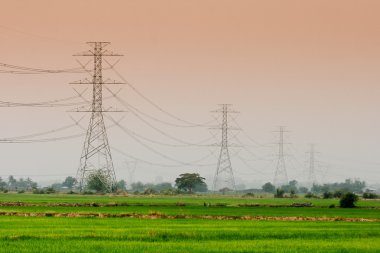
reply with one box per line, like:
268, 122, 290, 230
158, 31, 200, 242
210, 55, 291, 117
0, 193, 379, 252
1, 204, 380, 219
1, 193, 380, 207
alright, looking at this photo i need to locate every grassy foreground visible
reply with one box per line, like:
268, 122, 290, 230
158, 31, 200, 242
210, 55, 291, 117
0, 194, 379, 252
1, 217, 380, 253
1, 205, 380, 219
1, 193, 380, 207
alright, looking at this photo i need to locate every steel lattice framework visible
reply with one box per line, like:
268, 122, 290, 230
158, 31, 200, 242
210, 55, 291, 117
73, 42, 123, 192
273, 126, 289, 187
212, 104, 238, 192
307, 144, 318, 188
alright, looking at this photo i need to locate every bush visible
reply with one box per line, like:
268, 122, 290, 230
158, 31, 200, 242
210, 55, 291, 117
32, 189, 44, 194
323, 192, 333, 199
333, 190, 343, 198
45, 187, 56, 194
86, 170, 109, 193
160, 188, 178, 195
274, 188, 285, 198
143, 188, 157, 195
17, 190, 25, 194
298, 187, 309, 194
305, 192, 317, 198
243, 193, 255, 198
363, 192, 378, 199
340, 192, 358, 208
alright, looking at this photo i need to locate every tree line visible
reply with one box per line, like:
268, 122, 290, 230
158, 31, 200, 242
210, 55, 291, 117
0, 176, 38, 192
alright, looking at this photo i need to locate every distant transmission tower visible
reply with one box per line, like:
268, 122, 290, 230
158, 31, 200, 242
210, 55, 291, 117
73, 42, 123, 192
273, 126, 289, 187
125, 160, 137, 189
212, 104, 238, 192
307, 144, 318, 187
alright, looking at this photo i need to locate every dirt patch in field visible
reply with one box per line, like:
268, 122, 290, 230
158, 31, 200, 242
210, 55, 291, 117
0, 211, 378, 222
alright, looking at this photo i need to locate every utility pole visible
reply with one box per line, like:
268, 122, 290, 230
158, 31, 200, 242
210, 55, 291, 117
73, 42, 123, 192
212, 104, 238, 192
307, 144, 318, 188
273, 126, 289, 187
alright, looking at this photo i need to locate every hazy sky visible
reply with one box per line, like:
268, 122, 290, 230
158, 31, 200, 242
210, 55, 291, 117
0, 0, 379, 187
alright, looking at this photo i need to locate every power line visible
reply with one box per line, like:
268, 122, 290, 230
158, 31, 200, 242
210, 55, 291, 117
0, 62, 87, 74
0, 119, 84, 141
111, 117, 217, 147
105, 87, 218, 146
72, 114, 218, 167
230, 117, 270, 148
114, 93, 217, 128
234, 154, 271, 176
106, 115, 217, 167
0, 133, 85, 143
111, 146, 216, 168
0, 24, 80, 45
0, 94, 89, 108
104, 59, 216, 127
233, 136, 274, 161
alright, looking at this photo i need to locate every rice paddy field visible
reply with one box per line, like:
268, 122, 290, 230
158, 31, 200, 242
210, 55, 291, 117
0, 193, 379, 252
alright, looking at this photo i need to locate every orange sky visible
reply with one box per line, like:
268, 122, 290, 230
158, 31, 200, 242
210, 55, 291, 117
0, 0, 379, 186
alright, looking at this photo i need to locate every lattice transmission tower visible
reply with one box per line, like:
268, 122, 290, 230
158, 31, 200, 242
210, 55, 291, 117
125, 160, 137, 190
273, 126, 289, 187
212, 104, 239, 192
307, 144, 318, 188
72, 42, 123, 192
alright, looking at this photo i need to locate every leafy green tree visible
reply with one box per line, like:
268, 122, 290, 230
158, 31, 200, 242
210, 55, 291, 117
262, 182, 275, 193
154, 182, 173, 192
26, 177, 36, 190
290, 189, 297, 198
323, 191, 333, 199
175, 173, 206, 193
194, 182, 208, 192
143, 188, 157, 195
289, 180, 298, 188
219, 187, 232, 195
0, 177, 7, 190
274, 188, 285, 198
86, 170, 109, 193
8, 176, 17, 190
131, 182, 145, 192
116, 180, 127, 191
340, 192, 359, 208
311, 179, 366, 194
51, 183, 63, 190
298, 186, 309, 194
62, 176, 76, 189
333, 190, 343, 198
363, 192, 378, 199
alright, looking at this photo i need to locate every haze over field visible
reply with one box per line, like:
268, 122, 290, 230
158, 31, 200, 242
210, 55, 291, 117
0, 0, 379, 187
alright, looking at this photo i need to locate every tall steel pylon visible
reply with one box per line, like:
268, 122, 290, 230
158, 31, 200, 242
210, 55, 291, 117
72, 42, 123, 192
273, 126, 289, 187
307, 144, 318, 188
125, 160, 137, 190
212, 104, 238, 192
